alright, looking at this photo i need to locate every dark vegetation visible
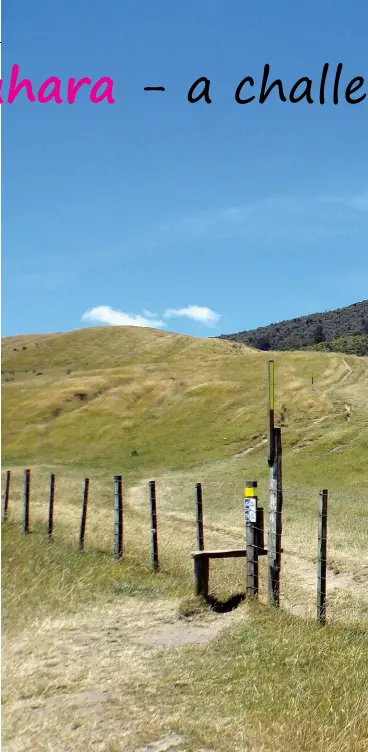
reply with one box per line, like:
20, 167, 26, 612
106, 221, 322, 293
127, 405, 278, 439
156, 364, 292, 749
218, 300, 368, 356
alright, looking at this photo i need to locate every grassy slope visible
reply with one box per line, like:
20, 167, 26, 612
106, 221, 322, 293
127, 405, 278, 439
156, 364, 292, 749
2, 325, 368, 475
2, 326, 368, 751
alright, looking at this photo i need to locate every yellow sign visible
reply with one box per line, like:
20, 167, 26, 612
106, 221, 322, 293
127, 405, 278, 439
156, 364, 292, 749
244, 487, 257, 497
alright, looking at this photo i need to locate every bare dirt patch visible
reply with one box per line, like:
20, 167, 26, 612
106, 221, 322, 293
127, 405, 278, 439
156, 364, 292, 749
135, 733, 186, 751
134, 607, 245, 649
136, 734, 216, 752
285, 551, 356, 592
2, 597, 243, 751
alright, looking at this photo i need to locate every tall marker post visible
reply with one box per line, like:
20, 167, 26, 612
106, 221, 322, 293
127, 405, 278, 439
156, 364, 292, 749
267, 360, 275, 467
267, 361, 283, 607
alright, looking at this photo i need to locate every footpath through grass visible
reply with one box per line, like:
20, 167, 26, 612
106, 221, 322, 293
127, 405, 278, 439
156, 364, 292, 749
2, 522, 368, 752
2, 328, 368, 750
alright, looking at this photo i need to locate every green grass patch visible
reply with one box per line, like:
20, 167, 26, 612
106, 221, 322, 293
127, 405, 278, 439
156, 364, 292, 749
152, 603, 368, 752
1, 522, 186, 634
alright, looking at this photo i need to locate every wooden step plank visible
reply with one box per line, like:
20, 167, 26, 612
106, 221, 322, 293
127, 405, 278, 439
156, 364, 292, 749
191, 548, 268, 560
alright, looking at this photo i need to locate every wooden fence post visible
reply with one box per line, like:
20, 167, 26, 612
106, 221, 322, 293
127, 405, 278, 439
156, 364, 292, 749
114, 475, 123, 560
3, 470, 11, 522
256, 506, 265, 552
79, 478, 89, 552
195, 483, 204, 551
317, 489, 328, 625
23, 469, 31, 534
48, 473, 55, 542
194, 556, 209, 598
149, 480, 159, 571
268, 428, 283, 606
244, 481, 259, 599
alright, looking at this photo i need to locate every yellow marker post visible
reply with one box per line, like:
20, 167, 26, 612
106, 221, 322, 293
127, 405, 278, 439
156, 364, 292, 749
244, 484, 257, 498
267, 360, 275, 466
244, 480, 258, 598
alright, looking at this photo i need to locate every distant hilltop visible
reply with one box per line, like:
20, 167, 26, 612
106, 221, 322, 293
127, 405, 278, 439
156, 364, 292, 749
218, 300, 368, 356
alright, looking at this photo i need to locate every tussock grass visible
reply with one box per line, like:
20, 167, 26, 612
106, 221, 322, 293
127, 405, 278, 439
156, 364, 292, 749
3, 517, 367, 751
3, 458, 368, 628
2, 327, 368, 750
2, 326, 368, 472
151, 604, 368, 752
1, 522, 184, 636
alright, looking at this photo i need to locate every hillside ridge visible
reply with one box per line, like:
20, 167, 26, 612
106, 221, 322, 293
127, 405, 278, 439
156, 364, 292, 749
218, 299, 368, 355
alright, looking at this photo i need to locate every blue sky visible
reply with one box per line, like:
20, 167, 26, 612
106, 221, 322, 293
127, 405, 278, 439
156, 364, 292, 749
2, 0, 367, 338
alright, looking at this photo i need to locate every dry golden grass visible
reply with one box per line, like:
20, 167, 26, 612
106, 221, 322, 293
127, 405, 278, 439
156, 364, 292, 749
2, 325, 368, 473
3, 460, 368, 627
2, 327, 368, 751
2, 519, 367, 752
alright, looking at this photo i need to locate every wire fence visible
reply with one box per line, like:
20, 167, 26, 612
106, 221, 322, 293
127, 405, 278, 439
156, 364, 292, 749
2, 466, 368, 626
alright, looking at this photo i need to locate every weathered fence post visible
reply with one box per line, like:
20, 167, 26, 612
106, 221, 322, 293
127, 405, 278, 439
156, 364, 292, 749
79, 478, 89, 552
114, 475, 123, 560
195, 482, 204, 551
149, 480, 159, 571
194, 555, 209, 598
23, 469, 31, 534
268, 427, 283, 606
317, 489, 328, 625
256, 506, 265, 552
48, 473, 55, 542
3, 470, 11, 522
244, 481, 259, 598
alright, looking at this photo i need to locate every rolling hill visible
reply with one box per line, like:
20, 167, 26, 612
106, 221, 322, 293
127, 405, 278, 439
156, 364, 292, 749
2, 324, 368, 477
2, 325, 368, 752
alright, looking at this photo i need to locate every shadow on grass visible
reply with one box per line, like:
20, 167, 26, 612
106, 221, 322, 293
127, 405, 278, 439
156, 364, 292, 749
205, 592, 246, 613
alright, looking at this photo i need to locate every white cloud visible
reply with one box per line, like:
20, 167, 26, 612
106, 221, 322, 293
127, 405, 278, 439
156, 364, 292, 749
82, 306, 165, 328
164, 305, 220, 327
82, 304, 222, 330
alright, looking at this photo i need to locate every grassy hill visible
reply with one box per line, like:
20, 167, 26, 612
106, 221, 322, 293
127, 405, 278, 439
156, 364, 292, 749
218, 299, 368, 355
2, 325, 368, 477
2, 325, 368, 752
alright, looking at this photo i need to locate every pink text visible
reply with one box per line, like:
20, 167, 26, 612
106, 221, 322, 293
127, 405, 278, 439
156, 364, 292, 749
0, 64, 115, 104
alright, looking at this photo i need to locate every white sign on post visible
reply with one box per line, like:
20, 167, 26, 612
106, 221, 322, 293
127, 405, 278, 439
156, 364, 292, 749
244, 498, 257, 524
